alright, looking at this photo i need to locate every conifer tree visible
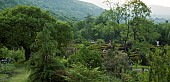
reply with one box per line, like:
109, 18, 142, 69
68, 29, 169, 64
29, 24, 66, 82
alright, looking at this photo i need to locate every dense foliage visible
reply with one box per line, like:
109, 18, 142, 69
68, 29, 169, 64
0, 5, 56, 60
68, 44, 102, 68
29, 24, 66, 82
0, 0, 170, 82
0, 0, 104, 21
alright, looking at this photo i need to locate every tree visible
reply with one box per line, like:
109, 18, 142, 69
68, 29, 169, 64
157, 23, 170, 45
126, 0, 151, 41
105, 0, 152, 44
137, 18, 160, 43
52, 21, 73, 56
29, 24, 66, 82
147, 47, 170, 82
0, 5, 55, 60
73, 15, 96, 41
102, 1, 125, 43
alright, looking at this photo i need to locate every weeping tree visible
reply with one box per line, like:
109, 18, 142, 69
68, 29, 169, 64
29, 23, 68, 82
29, 19, 72, 82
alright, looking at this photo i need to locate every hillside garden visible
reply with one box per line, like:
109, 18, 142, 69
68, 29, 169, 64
0, 0, 170, 82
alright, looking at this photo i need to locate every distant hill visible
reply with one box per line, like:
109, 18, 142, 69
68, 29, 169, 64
2, 0, 169, 23
149, 5, 170, 23
150, 5, 170, 16
0, 0, 104, 21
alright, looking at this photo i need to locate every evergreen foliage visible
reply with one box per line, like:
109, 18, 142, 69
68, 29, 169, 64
29, 24, 66, 82
65, 63, 122, 82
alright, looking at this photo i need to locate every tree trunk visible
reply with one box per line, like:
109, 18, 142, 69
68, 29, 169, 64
23, 46, 31, 61
133, 28, 137, 41
124, 22, 130, 52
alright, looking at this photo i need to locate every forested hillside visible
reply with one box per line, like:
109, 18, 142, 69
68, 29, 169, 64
0, 0, 104, 21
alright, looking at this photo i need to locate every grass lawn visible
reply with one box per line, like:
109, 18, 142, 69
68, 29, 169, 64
1, 65, 30, 82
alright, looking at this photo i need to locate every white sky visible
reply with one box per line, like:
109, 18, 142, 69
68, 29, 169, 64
79, 0, 170, 9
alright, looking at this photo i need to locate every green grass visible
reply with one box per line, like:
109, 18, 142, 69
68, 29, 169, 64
1, 65, 30, 82
8, 67, 30, 82
0, 74, 9, 80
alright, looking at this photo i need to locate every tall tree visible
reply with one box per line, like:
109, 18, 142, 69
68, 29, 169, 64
0, 5, 55, 60
126, 0, 151, 41
52, 21, 73, 56
29, 24, 66, 82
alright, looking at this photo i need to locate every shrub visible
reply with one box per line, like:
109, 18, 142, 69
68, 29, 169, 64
96, 39, 105, 45
0, 63, 15, 74
10, 49, 25, 62
147, 47, 170, 82
102, 51, 130, 79
0, 47, 25, 63
68, 45, 102, 68
65, 63, 122, 82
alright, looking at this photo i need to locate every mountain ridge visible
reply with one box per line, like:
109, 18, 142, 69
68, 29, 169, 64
1, 0, 169, 22
149, 5, 170, 18
0, 0, 104, 21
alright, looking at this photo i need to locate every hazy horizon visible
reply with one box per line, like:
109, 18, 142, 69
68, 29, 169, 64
79, 0, 170, 9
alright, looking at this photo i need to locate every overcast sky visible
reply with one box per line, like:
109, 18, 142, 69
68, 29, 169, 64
79, 0, 170, 9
